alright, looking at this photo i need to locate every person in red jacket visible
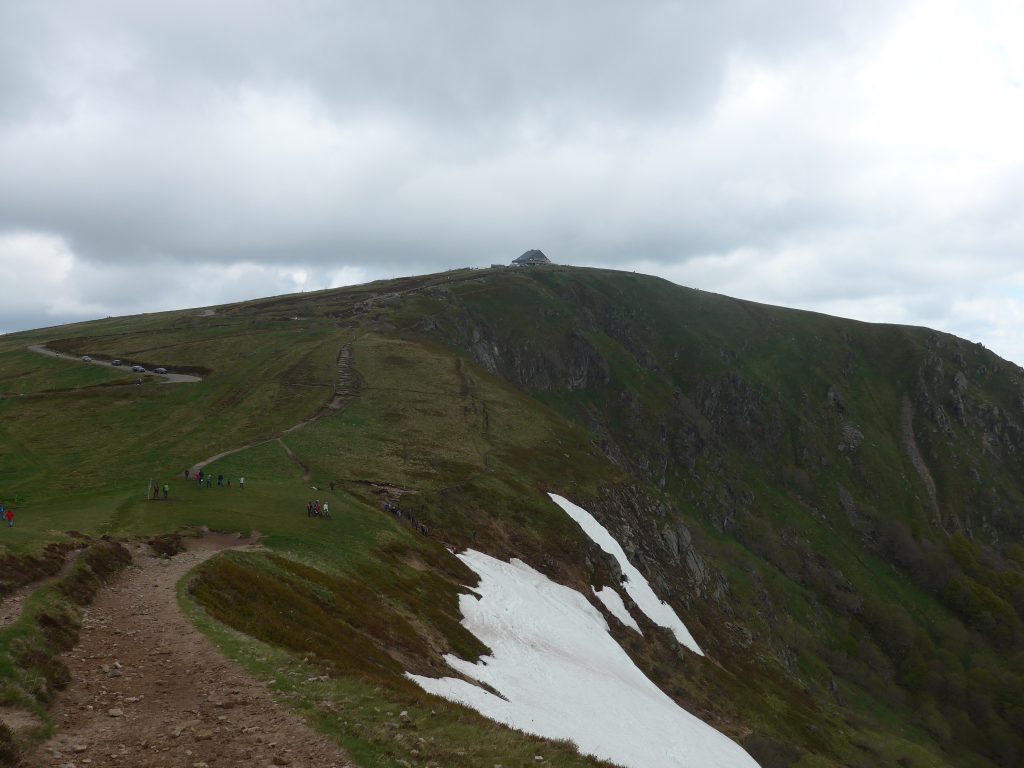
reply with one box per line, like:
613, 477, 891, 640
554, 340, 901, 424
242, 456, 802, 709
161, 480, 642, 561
4, 508, 13, 527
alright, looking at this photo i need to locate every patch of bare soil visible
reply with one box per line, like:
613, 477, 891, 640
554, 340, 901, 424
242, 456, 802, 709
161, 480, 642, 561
0, 549, 82, 630
20, 533, 353, 768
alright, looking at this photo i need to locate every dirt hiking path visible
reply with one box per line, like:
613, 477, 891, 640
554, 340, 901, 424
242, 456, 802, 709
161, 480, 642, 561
21, 533, 353, 768
189, 342, 359, 478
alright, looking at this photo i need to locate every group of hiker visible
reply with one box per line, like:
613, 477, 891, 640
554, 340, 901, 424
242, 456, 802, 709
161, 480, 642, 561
182, 468, 244, 490
382, 500, 468, 556
306, 499, 331, 518
146, 469, 247, 501
383, 500, 428, 536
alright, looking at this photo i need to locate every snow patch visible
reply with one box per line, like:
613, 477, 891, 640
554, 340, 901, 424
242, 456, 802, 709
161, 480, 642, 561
408, 550, 758, 768
593, 585, 642, 634
549, 493, 704, 655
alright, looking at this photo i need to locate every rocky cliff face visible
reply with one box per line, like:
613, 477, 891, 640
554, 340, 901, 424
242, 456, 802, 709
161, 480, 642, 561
418, 267, 1024, 768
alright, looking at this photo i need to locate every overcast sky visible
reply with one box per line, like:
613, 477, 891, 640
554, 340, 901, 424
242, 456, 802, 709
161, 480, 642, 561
2, 1, 1023, 365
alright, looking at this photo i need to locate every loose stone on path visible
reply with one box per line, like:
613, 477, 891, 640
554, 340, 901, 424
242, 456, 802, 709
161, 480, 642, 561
20, 534, 353, 768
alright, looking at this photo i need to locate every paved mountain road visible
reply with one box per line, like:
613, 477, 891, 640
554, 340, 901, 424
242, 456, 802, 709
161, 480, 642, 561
188, 342, 358, 475
27, 345, 202, 383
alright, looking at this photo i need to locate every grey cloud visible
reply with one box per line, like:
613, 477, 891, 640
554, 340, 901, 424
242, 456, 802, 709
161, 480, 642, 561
5, 2, 876, 119
1, 0, 898, 276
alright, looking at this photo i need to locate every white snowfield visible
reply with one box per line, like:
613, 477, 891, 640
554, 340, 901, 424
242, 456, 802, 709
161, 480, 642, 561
593, 585, 642, 634
548, 493, 704, 655
408, 550, 759, 768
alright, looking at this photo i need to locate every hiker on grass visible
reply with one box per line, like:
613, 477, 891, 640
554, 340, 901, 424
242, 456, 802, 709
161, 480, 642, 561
184, 468, 190, 480
163, 484, 169, 500
239, 476, 245, 489
322, 502, 330, 519
4, 508, 13, 527
217, 473, 223, 487
307, 500, 313, 517
153, 484, 160, 500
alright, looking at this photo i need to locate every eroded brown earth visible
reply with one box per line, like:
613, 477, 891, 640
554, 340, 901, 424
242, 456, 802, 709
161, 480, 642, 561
21, 534, 353, 768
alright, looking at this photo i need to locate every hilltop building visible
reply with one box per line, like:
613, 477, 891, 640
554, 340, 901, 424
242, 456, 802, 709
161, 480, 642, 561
511, 249, 551, 267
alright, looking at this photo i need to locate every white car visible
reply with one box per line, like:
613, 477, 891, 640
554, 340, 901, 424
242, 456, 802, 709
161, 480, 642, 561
81, 355, 92, 362
131, 364, 146, 373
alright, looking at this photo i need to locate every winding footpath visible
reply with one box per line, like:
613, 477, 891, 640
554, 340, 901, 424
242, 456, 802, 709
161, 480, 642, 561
20, 534, 353, 768
3, 283, 507, 766
10, 340, 363, 765
25, 341, 359, 477
190, 343, 358, 475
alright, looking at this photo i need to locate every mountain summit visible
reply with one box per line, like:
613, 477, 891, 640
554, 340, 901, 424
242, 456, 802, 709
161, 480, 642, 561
511, 248, 551, 265
2, 265, 1023, 768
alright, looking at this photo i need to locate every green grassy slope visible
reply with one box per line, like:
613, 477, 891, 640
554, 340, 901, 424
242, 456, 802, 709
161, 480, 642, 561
0, 265, 1022, 767
412, 266, 1024, 768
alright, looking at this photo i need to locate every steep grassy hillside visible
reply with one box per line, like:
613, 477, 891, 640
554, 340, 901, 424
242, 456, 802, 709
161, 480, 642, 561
1, 265, 1022, 767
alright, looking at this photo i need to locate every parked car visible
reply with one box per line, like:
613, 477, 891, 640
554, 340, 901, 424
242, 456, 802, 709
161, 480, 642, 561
154, 367, 168, 375
81, 355, 92, 362
131, 364, 146, 373
111, 359, 122, 366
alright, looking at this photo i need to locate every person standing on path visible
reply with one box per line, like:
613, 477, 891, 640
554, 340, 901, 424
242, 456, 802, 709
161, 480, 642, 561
163, 483, 169, 500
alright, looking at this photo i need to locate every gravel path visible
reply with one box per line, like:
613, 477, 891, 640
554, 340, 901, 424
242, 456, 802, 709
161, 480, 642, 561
21, 533, 353, 768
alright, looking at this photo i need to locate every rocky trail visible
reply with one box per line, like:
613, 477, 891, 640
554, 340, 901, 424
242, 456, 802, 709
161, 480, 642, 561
20, 533, 353, 768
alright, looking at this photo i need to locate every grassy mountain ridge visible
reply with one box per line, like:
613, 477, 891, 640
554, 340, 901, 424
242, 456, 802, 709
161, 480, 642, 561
1, 265, 1022, 767
412, 267, 1024, 766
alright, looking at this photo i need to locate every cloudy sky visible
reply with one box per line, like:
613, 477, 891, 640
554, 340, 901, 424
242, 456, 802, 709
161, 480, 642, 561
2, 1, 1023, 363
